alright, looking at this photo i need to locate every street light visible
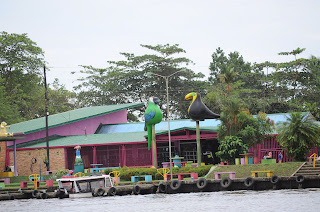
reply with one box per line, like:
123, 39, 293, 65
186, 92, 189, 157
147, 69, 186, 179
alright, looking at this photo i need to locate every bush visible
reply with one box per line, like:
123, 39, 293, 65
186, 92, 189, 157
51, 168, 69, 180
216, 136, 248, 164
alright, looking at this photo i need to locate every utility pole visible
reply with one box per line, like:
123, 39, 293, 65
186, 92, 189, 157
44, 66, 50, 171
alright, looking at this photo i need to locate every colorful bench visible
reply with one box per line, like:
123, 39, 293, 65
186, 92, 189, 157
214, 172, 236, 179
131, 175, 152, 183
251, 170, 273, 178
0, 178, 10, 184
166, 173, 198, 180
20, 180, 54, 188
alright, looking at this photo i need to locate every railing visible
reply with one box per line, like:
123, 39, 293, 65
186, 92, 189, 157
309, 153, 318, 168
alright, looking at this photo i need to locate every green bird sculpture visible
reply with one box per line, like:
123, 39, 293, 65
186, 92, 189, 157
144, 96, 163, 150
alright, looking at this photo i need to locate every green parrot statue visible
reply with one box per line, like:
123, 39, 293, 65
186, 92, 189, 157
144, 96, 163, 150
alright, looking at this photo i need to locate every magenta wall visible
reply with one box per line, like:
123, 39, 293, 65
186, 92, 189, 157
7, 110, 127, 146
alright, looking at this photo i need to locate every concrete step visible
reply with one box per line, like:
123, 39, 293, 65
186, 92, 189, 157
304, 163, 320, 166
302, 166, 320, 169
296, 170, 320, 173
299, 168, 320, 171
293, 172, 320, 176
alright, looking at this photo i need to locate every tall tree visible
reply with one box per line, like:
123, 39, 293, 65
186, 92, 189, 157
0, 31, 45, 123
0, 32, 75, 123
207, 47, 264, 115
75, 44, 206, 120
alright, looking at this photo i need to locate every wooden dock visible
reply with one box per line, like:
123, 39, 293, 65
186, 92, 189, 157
1, 175, 320, 201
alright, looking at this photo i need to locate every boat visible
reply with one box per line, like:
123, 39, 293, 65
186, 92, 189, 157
56, 174, 114, 198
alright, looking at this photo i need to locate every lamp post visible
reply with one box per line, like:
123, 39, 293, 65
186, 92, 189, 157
147, 69, 185, 179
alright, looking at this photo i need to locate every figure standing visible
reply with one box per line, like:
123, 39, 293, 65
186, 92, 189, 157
278, 151, 283, 163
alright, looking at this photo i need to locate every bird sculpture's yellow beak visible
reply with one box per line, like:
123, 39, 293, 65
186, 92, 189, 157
185, 93, 192, 100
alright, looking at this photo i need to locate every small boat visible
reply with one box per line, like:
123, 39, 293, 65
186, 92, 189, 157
56, 174, 114, 199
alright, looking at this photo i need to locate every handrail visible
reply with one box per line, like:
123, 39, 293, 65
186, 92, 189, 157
110, 171, 120, 185
310, 153, 318, 168
29, 174, 40, 190
157, 168, 170, 180
74, 172, 85, 177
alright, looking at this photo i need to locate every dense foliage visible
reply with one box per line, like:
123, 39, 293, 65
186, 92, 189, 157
276, 112, 320, 161
0, 32, 75, 124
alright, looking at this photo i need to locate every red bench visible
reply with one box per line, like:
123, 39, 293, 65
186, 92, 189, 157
214, 172, 235, 179
166, 173, 198, 180
20, 180, 53, 188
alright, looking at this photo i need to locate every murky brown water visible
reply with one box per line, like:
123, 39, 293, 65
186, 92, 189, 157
1, 189, 319, 212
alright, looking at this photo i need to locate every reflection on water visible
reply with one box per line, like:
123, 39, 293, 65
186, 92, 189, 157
1, 189, 319, 212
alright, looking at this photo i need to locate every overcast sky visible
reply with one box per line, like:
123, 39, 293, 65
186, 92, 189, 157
1, 0, 320, 90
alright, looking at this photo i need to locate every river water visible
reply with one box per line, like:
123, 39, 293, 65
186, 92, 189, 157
1, 189, 319, 212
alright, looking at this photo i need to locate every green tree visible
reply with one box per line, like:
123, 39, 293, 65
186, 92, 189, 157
276, 112, 320, 161
215, 136, 248, 164
0, 31, 45, 123
0, 32, 75, 123
75, 44, 206, 120
207, 47, 264, 114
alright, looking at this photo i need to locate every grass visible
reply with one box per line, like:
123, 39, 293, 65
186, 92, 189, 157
206, 162, 303, 179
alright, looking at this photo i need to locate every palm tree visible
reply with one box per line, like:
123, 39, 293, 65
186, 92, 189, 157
276, 112, 320, 161
218, 67, 238, 93
219, 98, 243, 137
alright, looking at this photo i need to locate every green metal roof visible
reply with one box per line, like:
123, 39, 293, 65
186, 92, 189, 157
13, 126, 218, 149
15, 131, 148, 149
7, 102, 144, 134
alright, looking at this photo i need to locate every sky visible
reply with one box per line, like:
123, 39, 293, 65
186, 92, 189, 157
1, 0, 320, 90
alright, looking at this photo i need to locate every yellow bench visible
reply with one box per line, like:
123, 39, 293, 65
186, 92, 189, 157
251, 170, 273, 178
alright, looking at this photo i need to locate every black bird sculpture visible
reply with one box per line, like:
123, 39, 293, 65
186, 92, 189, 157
185, 92, 220, 121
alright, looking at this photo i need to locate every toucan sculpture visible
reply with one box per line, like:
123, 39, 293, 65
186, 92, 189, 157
144, 96, 163, 150
185, 92, 220, 121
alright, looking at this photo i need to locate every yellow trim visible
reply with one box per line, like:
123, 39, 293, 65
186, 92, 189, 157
310, 153, 318, 168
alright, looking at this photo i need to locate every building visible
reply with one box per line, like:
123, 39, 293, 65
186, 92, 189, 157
2, 103, 318, 176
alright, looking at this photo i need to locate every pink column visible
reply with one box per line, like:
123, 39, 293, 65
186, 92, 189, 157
64, 148, 68, 169
92, 146, 97, 164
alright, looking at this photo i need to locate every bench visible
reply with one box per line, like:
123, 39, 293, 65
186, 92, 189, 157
214, 172, 236, 180
46, 171, 55, 175
166, 173, 198, 181
261, 159, 276, 164
90, 167, 119, 173
131, 175, 152, 183
20, 180, 54, 188
0, 178, 10, 184
251, 170, 273, 178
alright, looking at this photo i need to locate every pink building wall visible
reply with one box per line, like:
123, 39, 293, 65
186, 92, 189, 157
7, 110, 127, 146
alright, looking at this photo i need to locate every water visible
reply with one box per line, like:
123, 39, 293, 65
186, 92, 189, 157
1, 189, 319, 212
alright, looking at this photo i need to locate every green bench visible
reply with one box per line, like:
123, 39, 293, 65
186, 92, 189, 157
261, 159, 276, 164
